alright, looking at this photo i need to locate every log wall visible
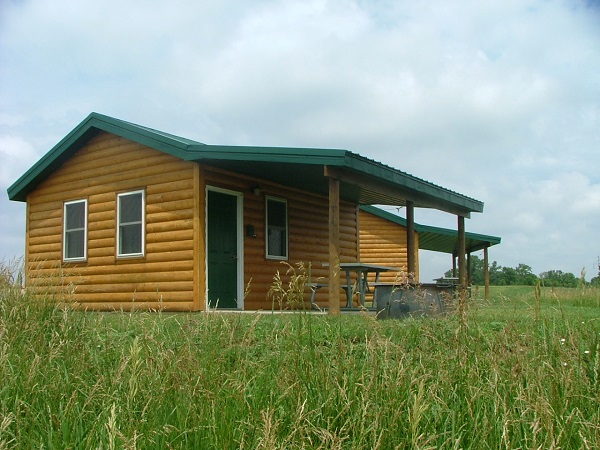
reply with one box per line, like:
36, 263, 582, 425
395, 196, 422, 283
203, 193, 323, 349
26, 132, 199, 311
358, 210, 419, 283
25, 130, 361, 311
203, 166, 359, 310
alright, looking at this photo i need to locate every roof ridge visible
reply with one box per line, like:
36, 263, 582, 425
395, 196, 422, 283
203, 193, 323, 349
89, 112, 205, 146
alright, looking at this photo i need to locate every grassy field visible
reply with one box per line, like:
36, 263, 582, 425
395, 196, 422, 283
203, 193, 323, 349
0, 281, 598, 449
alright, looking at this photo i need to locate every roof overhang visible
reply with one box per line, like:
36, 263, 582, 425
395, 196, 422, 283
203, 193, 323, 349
184, 145, 482, 217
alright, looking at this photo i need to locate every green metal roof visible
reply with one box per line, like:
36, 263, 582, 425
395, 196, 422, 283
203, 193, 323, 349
7, 113, 484, 217
7, 113, 203, 202
360, 205, 501, 254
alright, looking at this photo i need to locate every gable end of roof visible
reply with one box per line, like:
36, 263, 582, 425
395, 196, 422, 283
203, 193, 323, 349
7, 113, 202, 201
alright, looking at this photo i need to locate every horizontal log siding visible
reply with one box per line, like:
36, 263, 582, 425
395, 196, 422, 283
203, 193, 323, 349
358, 210, 419, 283
26, 132, 198, 311
203, 167, 358, 310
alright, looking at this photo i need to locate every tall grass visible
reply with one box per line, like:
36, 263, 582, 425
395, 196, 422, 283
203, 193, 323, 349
1, 266, 599, 448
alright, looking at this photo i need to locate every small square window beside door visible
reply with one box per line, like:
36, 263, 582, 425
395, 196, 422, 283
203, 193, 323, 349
266, 197, 288, 259
117, 190, 145, 257
63, 199, 87, 261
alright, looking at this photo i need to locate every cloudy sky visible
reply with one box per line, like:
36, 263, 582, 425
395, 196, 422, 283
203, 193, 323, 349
1, 0, 599, 281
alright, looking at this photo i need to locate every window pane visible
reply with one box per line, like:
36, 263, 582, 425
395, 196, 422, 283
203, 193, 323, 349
268, 228, 286, 257
119, 193, 142, 223
266, 198, 287, 258
65, 230, 84, 259
120, 224, 142, 255
268, 200, 286, 228
64, 201, 86, 260
66, 202, 85, 230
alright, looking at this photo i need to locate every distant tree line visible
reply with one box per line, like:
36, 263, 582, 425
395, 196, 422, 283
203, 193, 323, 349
444, 255, 600, 287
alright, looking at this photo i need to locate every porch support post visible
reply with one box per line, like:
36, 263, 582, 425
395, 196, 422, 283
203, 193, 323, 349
328, 175, 341, 315
484, 244, 490, 300
452, 253, 457, 277
467, 251, 472, 287
406, 200, 416, 282
457, 215, 467, 311
458, 216, 466, 286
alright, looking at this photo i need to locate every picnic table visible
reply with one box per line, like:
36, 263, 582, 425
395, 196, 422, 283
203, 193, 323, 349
434, 277, 460, 286
323, 262, 400, 309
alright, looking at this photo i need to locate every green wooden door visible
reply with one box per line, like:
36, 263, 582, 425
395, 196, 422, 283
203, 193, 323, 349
207, 191, 239, 308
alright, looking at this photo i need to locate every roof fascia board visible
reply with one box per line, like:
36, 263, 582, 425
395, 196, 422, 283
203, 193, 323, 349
417, 222, 501, 245
7, 113, 198, 201
327, 165, 476, 217
7, 116, 98, 201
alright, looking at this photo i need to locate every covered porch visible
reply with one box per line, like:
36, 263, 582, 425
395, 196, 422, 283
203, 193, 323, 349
194, 148, 485, 314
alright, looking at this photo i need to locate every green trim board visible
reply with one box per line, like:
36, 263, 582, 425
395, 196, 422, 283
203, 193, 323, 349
8, 113, 483, 217
360, 205, 501, 254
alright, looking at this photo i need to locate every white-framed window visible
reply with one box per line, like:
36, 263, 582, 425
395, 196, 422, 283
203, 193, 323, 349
117, 190, 145, 258
266, 196, 288, 260
63, 199, 87, 261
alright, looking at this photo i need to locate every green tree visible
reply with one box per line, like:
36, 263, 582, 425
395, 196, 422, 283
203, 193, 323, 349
488, 261, 503, 285
500, 266, 517, 285
443, 258, 539, 286
515, 263, 538, 285
443, 255, 486, 284
539, 270, 578, 288
468, 255, 486, 285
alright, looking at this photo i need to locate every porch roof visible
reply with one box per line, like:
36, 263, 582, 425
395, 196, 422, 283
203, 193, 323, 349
360, 205, 501, 254
8, 112, 483, 217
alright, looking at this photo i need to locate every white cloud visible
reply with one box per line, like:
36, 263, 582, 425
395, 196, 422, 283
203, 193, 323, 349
1, 0, 600, 278
0, 113, 26, 127
0, 135, 38, 188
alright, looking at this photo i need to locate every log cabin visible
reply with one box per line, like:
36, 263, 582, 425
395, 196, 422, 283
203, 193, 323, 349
7, 113, 492, 313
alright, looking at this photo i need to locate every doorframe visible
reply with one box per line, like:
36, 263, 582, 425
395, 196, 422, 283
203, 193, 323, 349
205, 186, 244, 310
